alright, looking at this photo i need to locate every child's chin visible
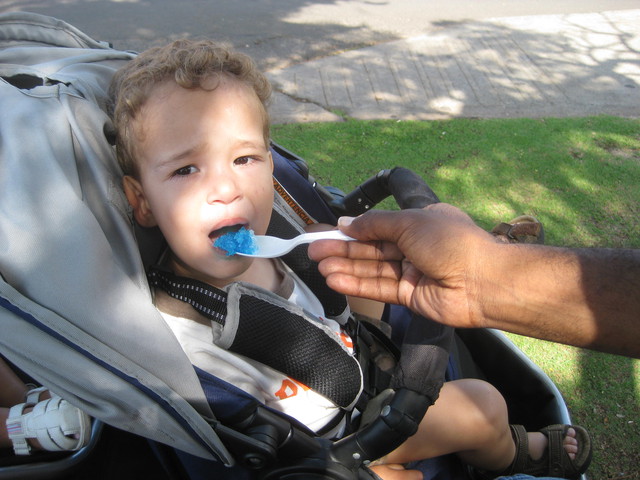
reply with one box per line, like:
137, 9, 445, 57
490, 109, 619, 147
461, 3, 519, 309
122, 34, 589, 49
214, 248, 251, 262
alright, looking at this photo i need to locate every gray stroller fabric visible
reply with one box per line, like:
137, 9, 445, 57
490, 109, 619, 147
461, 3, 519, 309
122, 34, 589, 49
0, 12, 231, 463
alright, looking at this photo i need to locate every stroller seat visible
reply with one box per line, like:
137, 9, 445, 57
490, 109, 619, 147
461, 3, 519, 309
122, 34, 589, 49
0, 12, 576, 480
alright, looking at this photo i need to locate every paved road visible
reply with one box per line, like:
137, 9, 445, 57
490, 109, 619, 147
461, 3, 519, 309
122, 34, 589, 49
2, 0, 637, 70
2, 1, 637, 123
267, 9, 640, 123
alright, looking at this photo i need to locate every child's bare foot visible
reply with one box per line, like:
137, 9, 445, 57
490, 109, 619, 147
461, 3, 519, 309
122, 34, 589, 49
528, 426, 578, 460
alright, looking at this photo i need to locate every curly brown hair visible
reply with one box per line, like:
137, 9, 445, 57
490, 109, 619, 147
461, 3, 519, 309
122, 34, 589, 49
109, 39, 272, 176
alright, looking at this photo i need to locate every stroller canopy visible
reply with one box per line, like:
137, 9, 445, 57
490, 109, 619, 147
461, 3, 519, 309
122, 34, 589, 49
0, 11, 231, 463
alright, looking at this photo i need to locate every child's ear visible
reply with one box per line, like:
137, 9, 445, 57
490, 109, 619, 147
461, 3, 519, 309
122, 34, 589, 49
122, 175, 157, 227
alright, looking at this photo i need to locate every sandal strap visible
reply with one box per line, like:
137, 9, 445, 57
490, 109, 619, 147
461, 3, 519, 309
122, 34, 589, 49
6, 403, 32, 455
24, 386, 49, 405
545, 425, 566, 477
508, 424, 530, 473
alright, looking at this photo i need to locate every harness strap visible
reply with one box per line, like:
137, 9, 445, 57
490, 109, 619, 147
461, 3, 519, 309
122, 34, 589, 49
149, 267, 363, 408
148, 269, 227, 326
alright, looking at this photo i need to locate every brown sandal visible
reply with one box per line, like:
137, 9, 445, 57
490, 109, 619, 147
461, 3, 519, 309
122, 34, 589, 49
476, 424, 592, 480
491, 215, 545, 245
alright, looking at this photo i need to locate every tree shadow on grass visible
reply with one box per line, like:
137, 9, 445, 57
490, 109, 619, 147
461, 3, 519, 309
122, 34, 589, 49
575, 350, 639, 479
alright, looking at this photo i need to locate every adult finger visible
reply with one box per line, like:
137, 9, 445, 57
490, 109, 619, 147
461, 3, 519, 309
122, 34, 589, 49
317, 256, 403, 281
337, 210, 410, 244
309, 236, 403, 263
321, 270, 404, 305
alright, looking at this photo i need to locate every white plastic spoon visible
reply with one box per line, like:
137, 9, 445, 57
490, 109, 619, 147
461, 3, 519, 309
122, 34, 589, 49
237, 230, 354, 258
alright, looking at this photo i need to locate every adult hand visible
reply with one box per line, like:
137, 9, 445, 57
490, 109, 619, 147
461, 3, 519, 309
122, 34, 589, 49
308, 204, 497, 329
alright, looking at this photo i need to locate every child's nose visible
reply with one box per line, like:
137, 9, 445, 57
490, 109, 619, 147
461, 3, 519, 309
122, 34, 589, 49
206, 169, 241, 205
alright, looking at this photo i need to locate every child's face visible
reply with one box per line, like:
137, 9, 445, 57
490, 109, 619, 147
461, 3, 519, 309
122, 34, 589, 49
123, 78, 274, 286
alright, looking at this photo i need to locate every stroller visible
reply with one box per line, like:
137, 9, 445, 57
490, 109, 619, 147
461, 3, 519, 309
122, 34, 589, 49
0, 12, 577, 480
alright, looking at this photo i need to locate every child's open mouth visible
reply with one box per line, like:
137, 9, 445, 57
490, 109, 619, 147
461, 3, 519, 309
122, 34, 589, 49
211, 225, 257, 256
210, 224, 250, 256
209, 224, 244, 244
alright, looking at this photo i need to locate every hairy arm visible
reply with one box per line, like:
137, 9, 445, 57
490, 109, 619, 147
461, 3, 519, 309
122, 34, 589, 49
308, 205, 640, 358
483, 244, 640, 357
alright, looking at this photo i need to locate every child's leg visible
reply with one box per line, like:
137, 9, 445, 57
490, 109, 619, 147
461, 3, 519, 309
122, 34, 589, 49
0, 358, 31, 449
0, 358, 30, 407
382, 378, 516, 471
379, 378, 581, 473
1, 408, 12, 448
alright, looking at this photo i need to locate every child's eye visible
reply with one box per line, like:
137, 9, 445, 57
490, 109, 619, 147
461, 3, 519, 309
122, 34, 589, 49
173, 165, 197, 176
234, 156, 256, 166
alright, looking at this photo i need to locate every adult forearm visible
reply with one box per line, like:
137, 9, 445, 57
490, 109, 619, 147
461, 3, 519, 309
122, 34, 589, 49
477, 244, 640, 358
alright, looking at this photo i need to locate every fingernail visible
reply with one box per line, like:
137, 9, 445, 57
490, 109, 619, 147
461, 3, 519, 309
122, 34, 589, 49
338, 216, 354, 227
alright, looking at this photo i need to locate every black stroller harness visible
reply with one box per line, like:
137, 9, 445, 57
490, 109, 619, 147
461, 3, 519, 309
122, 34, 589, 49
147, 266, 365, 414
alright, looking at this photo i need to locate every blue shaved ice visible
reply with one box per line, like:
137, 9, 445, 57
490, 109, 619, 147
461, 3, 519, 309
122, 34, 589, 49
214, 227, 258, 256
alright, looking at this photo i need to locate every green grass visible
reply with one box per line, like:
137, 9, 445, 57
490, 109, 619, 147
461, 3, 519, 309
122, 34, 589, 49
272, 115, 640, 479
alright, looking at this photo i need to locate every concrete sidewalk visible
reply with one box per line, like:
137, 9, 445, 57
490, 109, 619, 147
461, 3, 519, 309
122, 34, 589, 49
267, 10, 640, 124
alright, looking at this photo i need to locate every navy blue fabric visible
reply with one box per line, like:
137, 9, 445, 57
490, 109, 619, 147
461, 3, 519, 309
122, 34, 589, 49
194, 366, 260, 422
410, 456, 470, 480
387, 303, 413, 347
386, 305, 460, 380
271, 146, 338, 225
